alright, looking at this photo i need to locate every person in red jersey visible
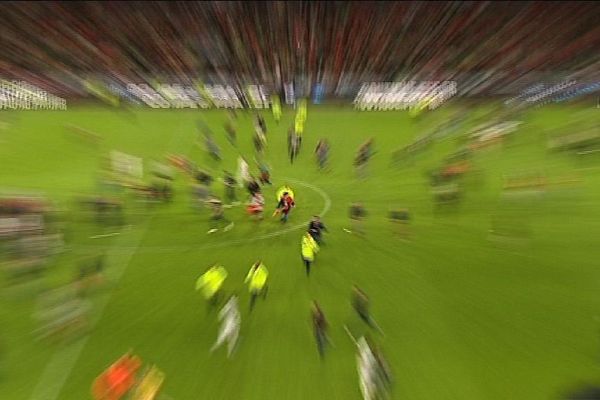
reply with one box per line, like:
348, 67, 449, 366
274, 192, 295, 223
92, 353, 141, 400
246, 191, 265, 221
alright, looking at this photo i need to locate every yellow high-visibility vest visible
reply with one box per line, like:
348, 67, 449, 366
301, 235, 319, 260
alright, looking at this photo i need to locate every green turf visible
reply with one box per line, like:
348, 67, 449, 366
1, 103, 600, 399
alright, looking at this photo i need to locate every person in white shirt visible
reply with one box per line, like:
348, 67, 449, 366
237, 157, 251, 188
355, 335, 391, 400
356, 337, 378, 400
210, 295, 240, 358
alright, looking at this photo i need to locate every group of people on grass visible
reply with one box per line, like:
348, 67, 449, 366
195, 260, 268, 358
192, 105, 393, 398
168, 105, 394, 399
195, 207, 391, 399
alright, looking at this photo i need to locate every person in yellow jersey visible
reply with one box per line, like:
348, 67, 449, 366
295, 98, 307, 148
196, 264, 228, 310
295, 114, 305, 149
301, 232, 320, 276
273, 184, 296, 222
298, 98, 308, 122
276, 184, 295, 202
295, 113, 305, 132
244, 260, 269, 311
271, 95, 282, 124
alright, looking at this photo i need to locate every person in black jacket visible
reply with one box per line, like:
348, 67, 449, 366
307, 215, 327, 244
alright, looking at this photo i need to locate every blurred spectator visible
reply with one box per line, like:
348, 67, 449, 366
33, 283, 91, 342
0, 195, 63, 287
0, 2, 597, 98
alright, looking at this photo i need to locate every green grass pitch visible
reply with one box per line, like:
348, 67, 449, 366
1, 103, 600, 399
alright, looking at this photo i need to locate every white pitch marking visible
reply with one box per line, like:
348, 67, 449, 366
89, 232, 121, 239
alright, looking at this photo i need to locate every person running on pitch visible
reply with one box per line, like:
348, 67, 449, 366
246, 177, 261, 197
276, 185, 295, 203
356, 336, 379, 400
246, 191, 265, 221
274, 185, 295, 221
196, 264, 228, 311
372, 343, 393, 399
253, 128, 265, 155
205, 196, 234, 234
295, 120, 304, 151
210, 294, 240, 358
352, 286, 383, 334
274, 192, 295, 223
222, 171, 238, 205
308, 215, 328, 244
295, 99, 307, 149
287, 127, 293, 156
237, 156, 251, 189
311, 301, 329, 359
288, 127, 299, 164
354, 138, 374, 178
315, 139, 330, 170
244, 260, 269, 311
257, 161, 272, 186
344, 332, 392, 400
204, 131, 221, 161
301, 232, 320, 276
354, 149, 368, 179
345, 202, 367, 235
256, 113, 267, 135
287, 126, 294, 156
388, 208, 411, 239
271, 95, 282, 124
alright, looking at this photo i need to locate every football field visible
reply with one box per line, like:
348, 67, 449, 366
1, 104, 600, 399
